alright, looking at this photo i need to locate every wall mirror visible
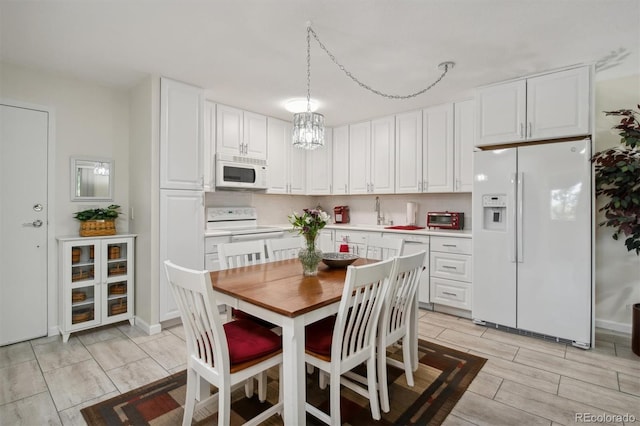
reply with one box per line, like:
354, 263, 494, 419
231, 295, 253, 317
70, 157, 114, 201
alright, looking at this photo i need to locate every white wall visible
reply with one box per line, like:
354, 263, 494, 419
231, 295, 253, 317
593, 74, 640, 332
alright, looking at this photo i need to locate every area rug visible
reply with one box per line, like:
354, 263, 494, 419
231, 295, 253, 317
82, 339, 486, 425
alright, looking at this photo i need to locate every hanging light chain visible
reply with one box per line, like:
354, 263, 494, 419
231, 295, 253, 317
305, 26, 312, 112
307, 25, 453, 100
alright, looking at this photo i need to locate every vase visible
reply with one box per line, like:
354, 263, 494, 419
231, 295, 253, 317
299, 234, 322, 276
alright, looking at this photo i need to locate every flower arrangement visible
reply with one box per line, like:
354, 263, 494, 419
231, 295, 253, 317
288, 208, 331, 276
288, 208, 331, 242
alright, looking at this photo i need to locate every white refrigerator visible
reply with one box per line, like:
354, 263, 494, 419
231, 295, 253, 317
472, 138, 593, 348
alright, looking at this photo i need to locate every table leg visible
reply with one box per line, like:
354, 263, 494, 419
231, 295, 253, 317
281, 317, 306, 426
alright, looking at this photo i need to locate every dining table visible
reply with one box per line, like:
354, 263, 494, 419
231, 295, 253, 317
210, 257, 419, 425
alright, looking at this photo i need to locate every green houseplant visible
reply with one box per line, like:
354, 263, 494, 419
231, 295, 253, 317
74, 204, 121, 236
591, 106, 640, 255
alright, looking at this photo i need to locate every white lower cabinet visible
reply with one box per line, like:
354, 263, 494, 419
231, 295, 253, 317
204, 235, 231, 271
57, 235, 135, 342
334, 230, 379, 255
429, 236, 472, 310
392, 234, 430, 304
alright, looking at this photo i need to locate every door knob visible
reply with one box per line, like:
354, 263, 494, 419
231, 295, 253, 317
33, 204, 43, 212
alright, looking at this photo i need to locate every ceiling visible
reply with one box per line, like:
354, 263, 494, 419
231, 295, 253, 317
1, 0, 639, 126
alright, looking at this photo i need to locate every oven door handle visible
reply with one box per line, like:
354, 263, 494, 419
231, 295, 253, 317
230, 232, 284, 242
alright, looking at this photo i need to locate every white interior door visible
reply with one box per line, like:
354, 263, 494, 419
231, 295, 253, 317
0, 104, 49, 346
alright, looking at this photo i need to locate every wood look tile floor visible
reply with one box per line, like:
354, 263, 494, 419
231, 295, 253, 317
0, 309, 638, 425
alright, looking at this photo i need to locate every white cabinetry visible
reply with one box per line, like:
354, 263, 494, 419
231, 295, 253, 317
395, 110, 422, 193
58, 235, 135, 342
476, 66, 590, 146
306, 128, 333, 195
267, 117, 306, 194
334, 230, 379, 255
204, 235, 231, 271
159, 190, 204, 321
203, 100, 216, 191
160, 78, 204, 190
349, 118, 395, 194
318, 229, 335, 253
429, 236, 472, 310
422, 104, 454, 192
216, 104, 267, 159
394, 234, 430, 304
454, 99, 475, 192
332, 125, 349, 195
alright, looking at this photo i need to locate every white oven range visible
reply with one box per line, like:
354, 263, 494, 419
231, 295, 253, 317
204, 207, 284, 270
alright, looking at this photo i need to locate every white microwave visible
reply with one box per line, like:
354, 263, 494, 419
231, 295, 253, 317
215, 153, 268, 190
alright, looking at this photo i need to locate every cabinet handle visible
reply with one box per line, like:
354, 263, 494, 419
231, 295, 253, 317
520, 123, 524, 138
528, 122, 532, 138
424, 180, 428, 191
443, 244, 457, 247
418, 181, 422, 191
442, 291, 457, 297
442, 265, 457, 270
344, 184, 347, 193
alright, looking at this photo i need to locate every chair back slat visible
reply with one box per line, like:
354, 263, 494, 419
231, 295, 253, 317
266, 236, 303, 261
164, 261, 230, 372
364, 236, 404, 260
218, 240, 267, 269
382, 251, 426, 336
333, 258, 394, 365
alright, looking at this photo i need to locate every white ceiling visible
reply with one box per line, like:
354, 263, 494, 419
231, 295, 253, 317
1, 0, 639, 126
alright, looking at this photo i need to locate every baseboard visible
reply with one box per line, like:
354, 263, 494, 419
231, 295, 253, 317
134, 316, 162, 335
48, 326, 60, 337
595, 318, 632, 334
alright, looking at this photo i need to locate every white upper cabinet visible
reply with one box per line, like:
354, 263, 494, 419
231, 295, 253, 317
216, 104, 267, 159
349, 117, 395, 195
476, 66, 590, 146
423, 104, 454, 192
267, 117, 305, 194
454, 99, 475, 192
395, 110, 422, 194
203, 100, 216, 191
160, 77, 204, 190
332, 125, 349, 195
306, 128, 333, 195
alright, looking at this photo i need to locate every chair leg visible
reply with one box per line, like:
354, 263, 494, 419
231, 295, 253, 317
402, 339, 415, 387
319, 370, 329, 390
183, 369, 197, 426
245, 377, 254, 398
217, 384, 231, 426
329, 371, 341, 426
257, 371, 267, 402
378, 341, 391, 413
367, 356, 381, 421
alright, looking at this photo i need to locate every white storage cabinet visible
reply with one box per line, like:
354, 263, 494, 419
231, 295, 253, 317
267, 117, 306, 194
306, 128, 333, 195
58, 235, 135, 342
216, 104, 267, 159
349, 118, 395, 194
429, 236, 473, 310
476, 66, 590, 146
332, 125, 350, 194
334, 230, 379, 256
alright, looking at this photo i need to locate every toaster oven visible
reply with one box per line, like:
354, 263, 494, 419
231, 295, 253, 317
427, 212, 464, 230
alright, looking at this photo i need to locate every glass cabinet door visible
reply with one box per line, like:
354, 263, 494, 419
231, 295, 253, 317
103, 239, 132, 321
69, 242, 101, 329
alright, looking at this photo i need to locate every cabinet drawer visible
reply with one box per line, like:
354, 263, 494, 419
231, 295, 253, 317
205, 236, 230, 254
430, 277, 471, 310
205, 254, 220, 271
430, 252, 472, 282
430, 236, 472, 255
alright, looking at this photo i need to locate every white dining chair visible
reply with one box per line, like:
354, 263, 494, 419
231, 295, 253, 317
364, 235, 404, 260
304, 257, 394, 425
377, 250, 427, 413
266, 236, 303, 261
163, 260, 283, 426
218, 240, 267, 269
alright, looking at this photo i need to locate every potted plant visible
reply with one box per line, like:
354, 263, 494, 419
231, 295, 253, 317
74, 204, 121, 237
591, 106, 640, 255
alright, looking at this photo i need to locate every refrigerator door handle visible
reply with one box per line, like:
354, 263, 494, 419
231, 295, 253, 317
517, 172, 524, 263
509, 173, 517, 263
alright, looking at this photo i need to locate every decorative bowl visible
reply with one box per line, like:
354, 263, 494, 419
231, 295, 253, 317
322, 252, 359, 268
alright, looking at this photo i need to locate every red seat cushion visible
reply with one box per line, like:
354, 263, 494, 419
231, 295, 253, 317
305, 315, 336, 356
223, 319, 282, 364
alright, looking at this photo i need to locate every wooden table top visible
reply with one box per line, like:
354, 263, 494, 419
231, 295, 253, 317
211, 258, 376, 318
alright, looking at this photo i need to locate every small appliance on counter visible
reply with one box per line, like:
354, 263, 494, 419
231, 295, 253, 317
333, 206, 350, 224
406, 202, 418, 226
426, 211, 464, 230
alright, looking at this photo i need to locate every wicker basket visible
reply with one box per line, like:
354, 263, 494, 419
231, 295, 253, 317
110, 299, 127, 315
79, 220, 116, 237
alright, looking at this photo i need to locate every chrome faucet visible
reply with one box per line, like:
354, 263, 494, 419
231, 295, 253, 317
375, 196, 382, 225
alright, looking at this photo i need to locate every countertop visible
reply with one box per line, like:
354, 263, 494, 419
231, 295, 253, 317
253, 224, 472, 239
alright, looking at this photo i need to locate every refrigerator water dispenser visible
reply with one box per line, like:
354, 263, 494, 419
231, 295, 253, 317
482, 194, 507, 231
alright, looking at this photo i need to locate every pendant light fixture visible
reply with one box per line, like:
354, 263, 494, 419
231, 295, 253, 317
292, 22, 325, 150
292, 22, 455, 150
